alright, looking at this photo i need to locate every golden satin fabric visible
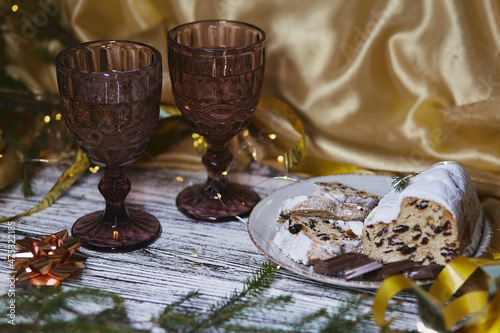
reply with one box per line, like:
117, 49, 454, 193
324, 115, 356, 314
7, 0, 498, 177
4, 1, 500, 247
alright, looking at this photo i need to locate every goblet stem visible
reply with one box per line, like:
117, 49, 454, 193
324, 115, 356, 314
175, 139, 260, 222
98, 168, 131, 224
202, 141, 232, 196
71, 166, 161, 252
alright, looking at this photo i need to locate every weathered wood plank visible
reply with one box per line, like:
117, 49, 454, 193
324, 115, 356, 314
0, 165, 420, 331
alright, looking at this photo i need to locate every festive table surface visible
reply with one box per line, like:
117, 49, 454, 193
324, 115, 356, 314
0, 164, 421, 332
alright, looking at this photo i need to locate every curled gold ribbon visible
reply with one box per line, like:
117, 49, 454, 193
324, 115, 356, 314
374, 256, 500, 332
148, 95, 307, 173
487, 245, 500, 260
143, 96, 373, 176
252, 95, 307, 172
0, 150, 90, 223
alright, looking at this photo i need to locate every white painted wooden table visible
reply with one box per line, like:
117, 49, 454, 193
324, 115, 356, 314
0, 164, 421, 332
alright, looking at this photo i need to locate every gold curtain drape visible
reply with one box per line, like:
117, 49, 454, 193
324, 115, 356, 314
6, 0, 500, 178
3, 0, 500, 250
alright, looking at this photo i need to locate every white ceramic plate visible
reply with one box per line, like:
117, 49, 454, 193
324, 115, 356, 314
248, 174, 493, 289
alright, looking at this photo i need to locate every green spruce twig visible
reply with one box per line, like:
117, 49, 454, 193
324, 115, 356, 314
0, 263, 390, 332
206, 261, 285, 323
0, 286, 143, 333
291, 308, 328, 332
391, 175, 410, 193
156, 261, 294, 333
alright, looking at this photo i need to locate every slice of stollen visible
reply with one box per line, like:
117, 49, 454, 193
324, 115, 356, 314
272, 213, 364, 265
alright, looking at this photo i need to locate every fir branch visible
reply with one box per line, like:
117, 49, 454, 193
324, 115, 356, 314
156, 289, 201, 331
160, 289, 201, 315
157, 312, 198, 332
292, 308, 328, 331
205, 261, 285, 326
391, 175, 410, 193
37, 287, 124, 318
0, 286, 144, 333
0, 263, 389, 333
157, 261, 294, 332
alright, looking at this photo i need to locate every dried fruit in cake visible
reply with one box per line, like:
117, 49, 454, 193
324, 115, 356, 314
273, 182, 378, 265
272, 213, 364, 265
362, 161, 483, 266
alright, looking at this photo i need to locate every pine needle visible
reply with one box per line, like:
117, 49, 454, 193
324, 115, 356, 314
0, 286, 142, 333
160, 290, 201, 316
0, 149, 89, 223
0, 263, 384, 332
156, 261, 294, 332
205, 261, 282, 326
391, 175, 410, 193
292, 308, 328, 331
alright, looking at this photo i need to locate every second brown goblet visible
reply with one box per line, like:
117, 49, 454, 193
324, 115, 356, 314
168, 20, 267, 222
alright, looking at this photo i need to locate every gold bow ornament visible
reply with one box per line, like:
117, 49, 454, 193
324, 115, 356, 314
7, 230, 88, 286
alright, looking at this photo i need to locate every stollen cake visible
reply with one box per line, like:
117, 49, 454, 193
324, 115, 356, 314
362, 161, 483, 266
272, 183, 378, 265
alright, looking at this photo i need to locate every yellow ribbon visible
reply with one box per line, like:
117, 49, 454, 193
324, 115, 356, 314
139, 95, 374, 176
487, 245, 500, 260
251, 95, 307, 172
374, 256, 500, 332
152, 95, 307, 173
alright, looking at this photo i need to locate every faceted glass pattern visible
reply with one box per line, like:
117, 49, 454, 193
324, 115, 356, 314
57, 40, 163, 251
168, 20, 266, 221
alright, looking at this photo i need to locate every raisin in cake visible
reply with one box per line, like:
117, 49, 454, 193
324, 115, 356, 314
363, 161, 483, 266
272, 214, 364, 265
313, 182, 379, 209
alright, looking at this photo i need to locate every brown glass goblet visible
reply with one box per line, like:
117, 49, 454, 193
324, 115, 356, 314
168, 20, 266, 222
56, 40, 162, 251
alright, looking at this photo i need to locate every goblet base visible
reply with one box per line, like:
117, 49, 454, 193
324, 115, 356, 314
176, 183, 260, 222
71, 209, 162, 252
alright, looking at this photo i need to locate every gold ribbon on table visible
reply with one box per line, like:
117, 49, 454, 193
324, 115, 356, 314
488, 246, 500, 260
373, 256, 500, 332
0, 150, 90, 223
